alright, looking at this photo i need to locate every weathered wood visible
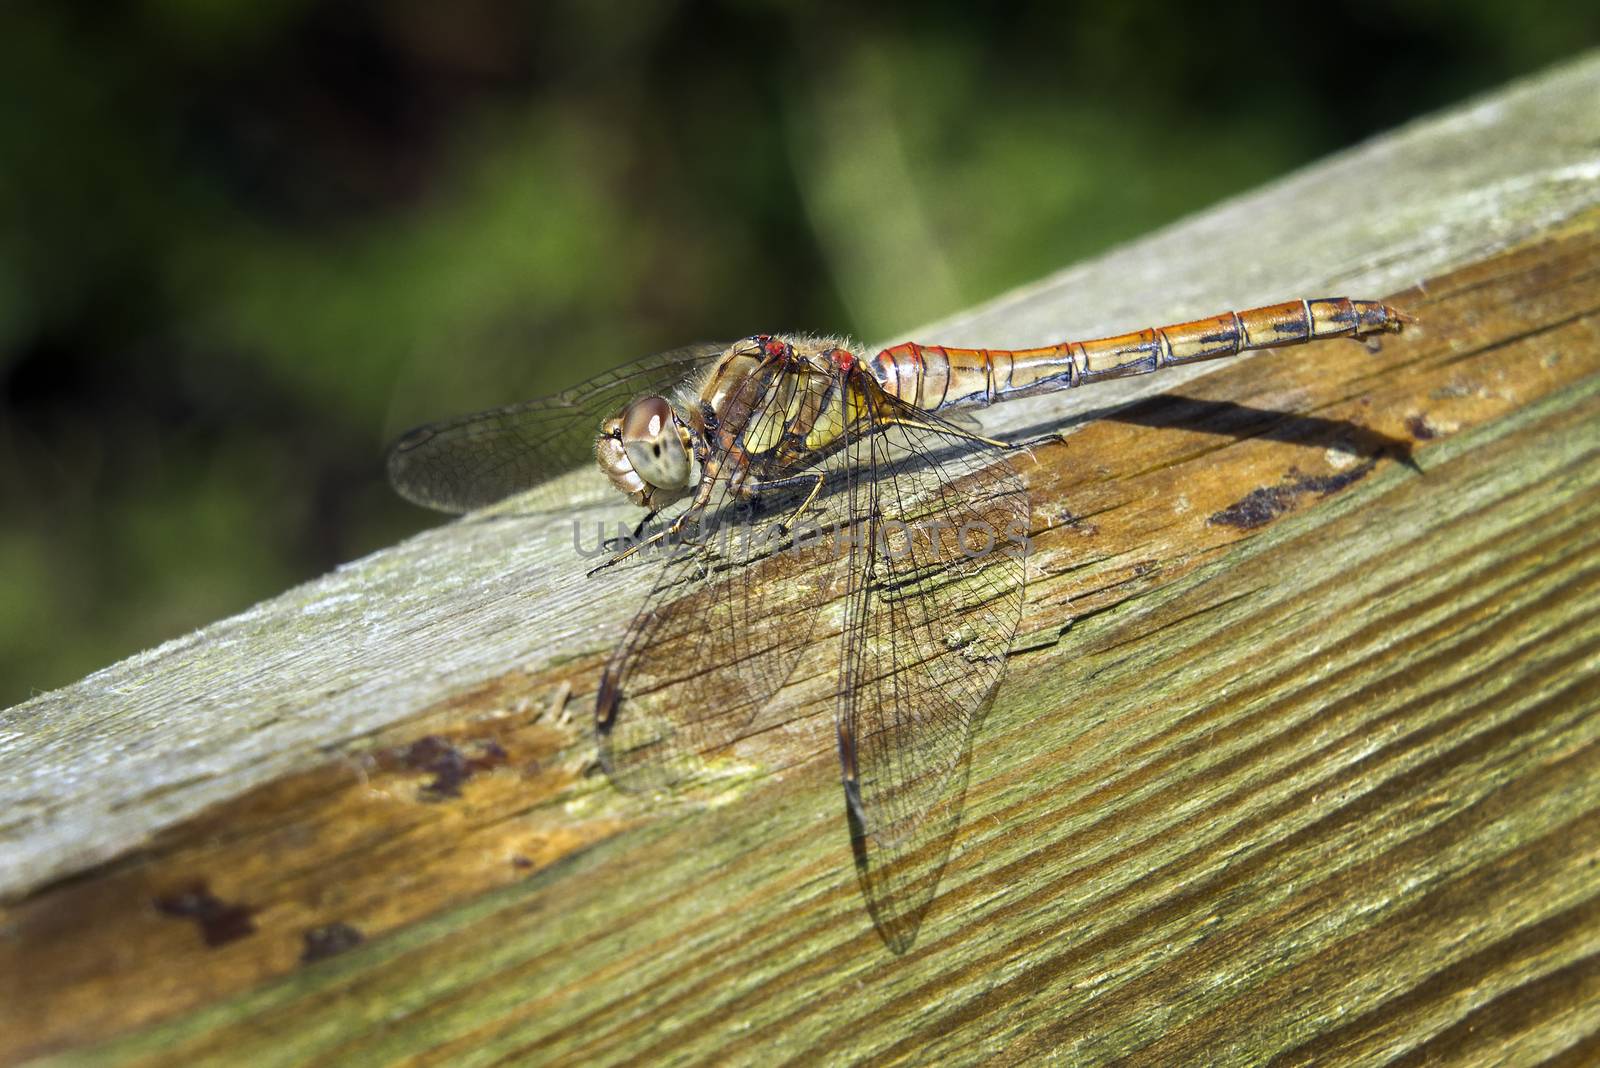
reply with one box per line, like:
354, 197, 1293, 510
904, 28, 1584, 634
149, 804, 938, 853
4, 53, 1600, 1067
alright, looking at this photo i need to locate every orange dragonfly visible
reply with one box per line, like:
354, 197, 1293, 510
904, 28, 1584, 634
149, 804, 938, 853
389, 297, 1407, 948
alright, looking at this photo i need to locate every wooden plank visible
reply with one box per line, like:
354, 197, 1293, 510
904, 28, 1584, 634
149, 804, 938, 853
3, 53, 1600, 1067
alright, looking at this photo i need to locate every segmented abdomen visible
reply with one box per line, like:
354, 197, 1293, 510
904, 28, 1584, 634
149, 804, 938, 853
870, 297, 1407, 412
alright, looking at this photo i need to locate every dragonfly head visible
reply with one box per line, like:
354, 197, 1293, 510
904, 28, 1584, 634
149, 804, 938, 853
595, 394, 695, 508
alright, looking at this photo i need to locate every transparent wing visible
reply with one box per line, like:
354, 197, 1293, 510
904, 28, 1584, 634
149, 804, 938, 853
595, 358, 851, 792
836, 380, 1028, 947
834, 383, 1028, 947
386, 342, 728, 513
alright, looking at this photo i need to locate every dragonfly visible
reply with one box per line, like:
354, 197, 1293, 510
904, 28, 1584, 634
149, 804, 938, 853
388, 297, 1407, 947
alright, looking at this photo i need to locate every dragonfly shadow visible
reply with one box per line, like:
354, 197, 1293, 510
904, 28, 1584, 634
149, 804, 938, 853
1006, 395, 1420, 472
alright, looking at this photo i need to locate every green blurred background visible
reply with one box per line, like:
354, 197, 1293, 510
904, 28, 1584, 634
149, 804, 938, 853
2, 2, 1596, 707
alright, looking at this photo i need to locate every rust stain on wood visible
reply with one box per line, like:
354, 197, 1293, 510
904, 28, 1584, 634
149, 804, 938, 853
1205, 459, 1382, 530
151, 881, 259, 949
0, 662, 624, 1061
299, 921, 366, 965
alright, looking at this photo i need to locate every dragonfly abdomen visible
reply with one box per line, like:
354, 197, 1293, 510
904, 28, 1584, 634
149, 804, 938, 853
872, 297, 1407, 412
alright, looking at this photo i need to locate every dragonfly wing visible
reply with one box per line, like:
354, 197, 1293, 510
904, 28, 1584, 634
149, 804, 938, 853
386, 342, 728, 513
837, 383, 1029, 948
596, 358, 851, 792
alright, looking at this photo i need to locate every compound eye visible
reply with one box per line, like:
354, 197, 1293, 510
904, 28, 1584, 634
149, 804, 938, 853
621, 395, 691, 490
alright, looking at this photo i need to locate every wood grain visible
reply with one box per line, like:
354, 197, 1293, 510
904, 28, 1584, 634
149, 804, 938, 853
3, 54, 1599, 1067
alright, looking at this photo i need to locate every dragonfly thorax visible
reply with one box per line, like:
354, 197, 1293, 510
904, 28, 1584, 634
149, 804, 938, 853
594, 394, 695, 509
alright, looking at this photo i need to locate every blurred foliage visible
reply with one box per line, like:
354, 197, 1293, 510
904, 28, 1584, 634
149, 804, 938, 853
0, 1, 1595, 704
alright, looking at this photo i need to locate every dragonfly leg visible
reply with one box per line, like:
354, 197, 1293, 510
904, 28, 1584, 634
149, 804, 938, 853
587, 516, 682, 577
1005, 430, 1070, 451
600, 509, 660, 553
751, 472, 827, 535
